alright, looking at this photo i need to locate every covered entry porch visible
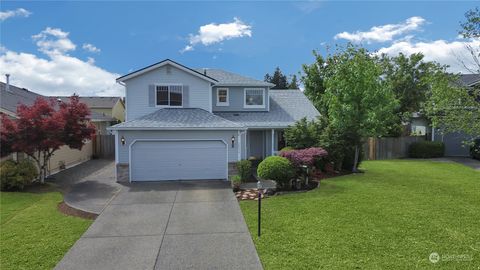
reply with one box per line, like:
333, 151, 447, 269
245, 129, 286, 160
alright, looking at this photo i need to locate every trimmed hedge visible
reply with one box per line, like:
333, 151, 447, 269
257, 156, 295, 188
408, 141, 445, 158
237, 160, 252, 182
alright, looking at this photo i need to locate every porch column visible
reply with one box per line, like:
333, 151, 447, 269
237, 130, 241, 160
271, 129, 275, 156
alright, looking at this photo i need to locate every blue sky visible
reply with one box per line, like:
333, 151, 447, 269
0, 1, 478, 96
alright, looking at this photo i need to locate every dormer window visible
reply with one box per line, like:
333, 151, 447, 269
156, 84, 182, 107
244, 88, 265, 108
216, 88, 229, 106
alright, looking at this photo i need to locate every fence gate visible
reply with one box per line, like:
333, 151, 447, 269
93, 135, 115, 159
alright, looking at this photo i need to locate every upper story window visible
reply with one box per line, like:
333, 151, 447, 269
156, 85, 182, 107
244, 88, 265, 108
216, 88, 229, 106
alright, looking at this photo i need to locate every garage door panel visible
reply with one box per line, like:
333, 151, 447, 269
131, 141, 227, 181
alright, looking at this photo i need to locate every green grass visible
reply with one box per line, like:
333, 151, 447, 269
0, 190, 92, 270
240, 160, 480, 269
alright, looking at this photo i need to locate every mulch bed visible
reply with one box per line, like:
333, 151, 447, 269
57, 201, 98, 220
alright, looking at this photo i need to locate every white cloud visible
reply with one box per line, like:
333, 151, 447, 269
181, 17, 252, 52
82, 43, 101, 53
0, 8, 31, 21
0, 27, 122, 96
32, 27, 76, 56
335, 16, 426, 43
376, 38, 480, 73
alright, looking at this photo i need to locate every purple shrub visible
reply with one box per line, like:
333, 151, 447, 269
280, 147, 328, 167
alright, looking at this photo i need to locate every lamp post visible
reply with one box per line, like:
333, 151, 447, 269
257, 180, 262, 237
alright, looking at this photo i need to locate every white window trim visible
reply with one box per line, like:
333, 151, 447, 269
155, 83, 183, 108
244, 88, 265, 108
216, 88, 229, 106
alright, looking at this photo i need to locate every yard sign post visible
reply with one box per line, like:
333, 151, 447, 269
257, 180, 262, 238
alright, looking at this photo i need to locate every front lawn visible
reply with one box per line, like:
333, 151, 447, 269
240, 160, 480, 269
0, 190, 92, 270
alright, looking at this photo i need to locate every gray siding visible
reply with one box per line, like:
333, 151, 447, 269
433, 130, 471, 157
116, 130, 241, 163
212, 86, 269, 112
124, 64, 212, 120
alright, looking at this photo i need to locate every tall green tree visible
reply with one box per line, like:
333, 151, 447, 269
458, 7, 480, 73
288, 75, 300, 89
302, 51, 328, 115
324, 46, 398, 171
264, 67, 289, 89
425, 70, 480, 141
380, 53, 444, 136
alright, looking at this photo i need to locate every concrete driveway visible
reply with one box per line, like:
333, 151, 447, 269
47, 159, 121, 214
55, 181, 263, 270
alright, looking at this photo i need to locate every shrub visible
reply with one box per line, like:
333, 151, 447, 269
408, 141, 445, 158
284, 117, 324, 149
280, 146, 294, 152
237, 160, 252, 182
0, 159, 38, 191
279, 147, 328, 168
257, 156, 295, 188
230, 175, 241, 185
471, 139, 480, 160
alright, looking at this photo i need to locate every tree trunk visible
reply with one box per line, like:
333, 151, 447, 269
352, 145, 360, 173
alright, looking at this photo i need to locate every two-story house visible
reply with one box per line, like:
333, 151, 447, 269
108, 59, 319, 182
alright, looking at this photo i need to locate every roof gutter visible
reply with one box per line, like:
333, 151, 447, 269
107, 126, 247, 131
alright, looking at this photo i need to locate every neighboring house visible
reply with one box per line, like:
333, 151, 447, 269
410, 74, 479, 157
55, 96, 125, 134
108, 59, 319, 182
0, 80, 112, 174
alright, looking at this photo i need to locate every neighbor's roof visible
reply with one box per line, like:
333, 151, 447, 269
0, 82, 114, 122
215, 89, 320, 128
55, 96, 122, 109
193, 68, 274, 87
1, 82, 43, 115
459, 74, 480, 87
109, 108, 244, 130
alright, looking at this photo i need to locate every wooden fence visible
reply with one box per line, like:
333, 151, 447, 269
93, 135, 115, 159
363, 136, 425, 160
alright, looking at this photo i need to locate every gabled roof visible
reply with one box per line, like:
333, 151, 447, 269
215, 89, 320, 128
109, 108, 243, 130
459, 74, 480, 87
116, 59, 218, 83
55, 96, 122, 109
193, 68, 274, 87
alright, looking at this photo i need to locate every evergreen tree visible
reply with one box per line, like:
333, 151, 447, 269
288, 75, 299, 89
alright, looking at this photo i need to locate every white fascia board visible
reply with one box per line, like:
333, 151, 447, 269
117, 60, 217, 84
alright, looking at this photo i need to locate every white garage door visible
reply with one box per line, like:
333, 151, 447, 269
130, 140, 227, 181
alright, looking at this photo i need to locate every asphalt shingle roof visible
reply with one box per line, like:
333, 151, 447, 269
194, 68, 274, 87
0, 82, 114, 122
215, 89, 320, 128
110, 108, 243, 129
459, 74, 480, 86
55, 96, 122, 109
0, 82, 42, 114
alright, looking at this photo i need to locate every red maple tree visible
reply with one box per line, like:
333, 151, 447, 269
0, 95, 96, 183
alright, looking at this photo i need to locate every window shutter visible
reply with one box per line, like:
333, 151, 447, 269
148, 85, 155, 107
183, 85, 189, 107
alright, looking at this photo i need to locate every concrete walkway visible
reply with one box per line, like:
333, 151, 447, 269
55, 181, 263, 270
47, 159, 121, 214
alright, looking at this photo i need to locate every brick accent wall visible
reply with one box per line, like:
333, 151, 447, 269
116, 163, 129, 182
